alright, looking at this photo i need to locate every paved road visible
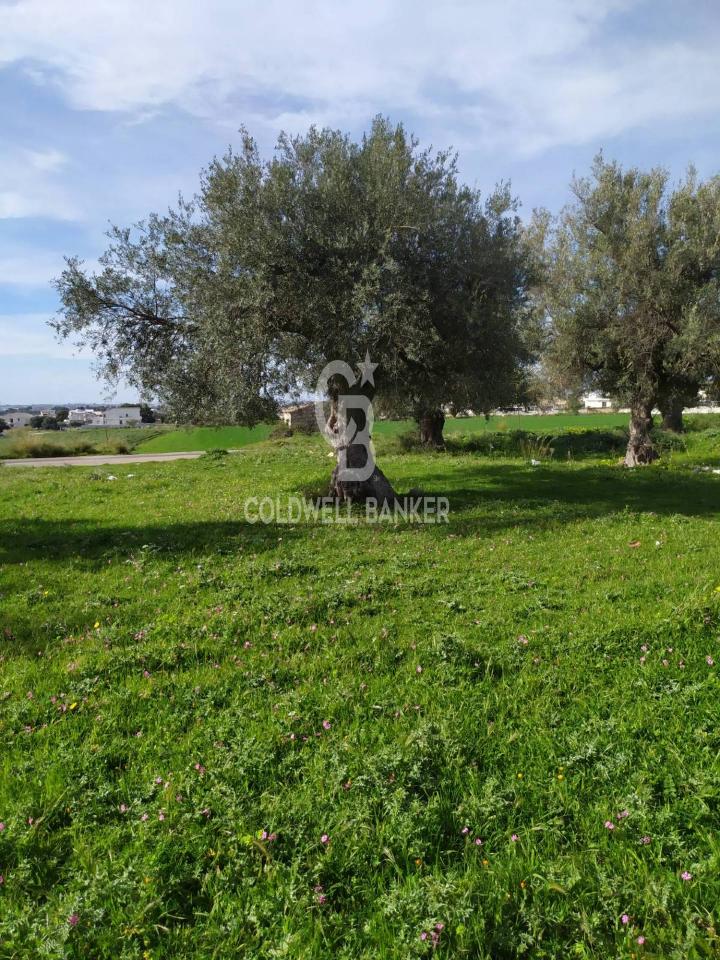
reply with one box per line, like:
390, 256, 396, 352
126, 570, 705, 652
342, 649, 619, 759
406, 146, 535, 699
1, 451, 207, 468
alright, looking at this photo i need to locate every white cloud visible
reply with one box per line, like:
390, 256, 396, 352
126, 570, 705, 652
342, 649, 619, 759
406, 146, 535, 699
0, 146, 78, 219
1, 0, 719, 156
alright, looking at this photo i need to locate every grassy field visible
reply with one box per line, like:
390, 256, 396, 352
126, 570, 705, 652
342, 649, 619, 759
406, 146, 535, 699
0, 427, 169, 460
372, 412, 631, 437
137, 424, 275, 453
1, 430, 720, 958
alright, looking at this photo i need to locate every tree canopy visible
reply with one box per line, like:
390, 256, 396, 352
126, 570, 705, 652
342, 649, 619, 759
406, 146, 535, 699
53, 118, 532, 447
531, 156, 720, 464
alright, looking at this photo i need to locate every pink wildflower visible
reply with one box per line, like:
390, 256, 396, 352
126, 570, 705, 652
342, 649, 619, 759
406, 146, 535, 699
706, 656, 714, 666
68, 914, 79, 927
621, 914, 629, 925
511, 833, 519, 842
604, 821, 615, 831
681, 870, 692, 881
461, 826, 470, 835
637, 935, 645, 945
140, 813, 148, 822
322, 720, 331, 730
320, 834, 330, 845
119, 804, 128, 813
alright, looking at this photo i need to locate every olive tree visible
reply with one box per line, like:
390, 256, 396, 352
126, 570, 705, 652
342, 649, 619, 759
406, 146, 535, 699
54, 118, 531, 499
532, 157, 720, 465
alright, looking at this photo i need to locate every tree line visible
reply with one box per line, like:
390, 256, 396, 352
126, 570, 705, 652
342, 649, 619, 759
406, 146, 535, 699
54, 118, 720, 483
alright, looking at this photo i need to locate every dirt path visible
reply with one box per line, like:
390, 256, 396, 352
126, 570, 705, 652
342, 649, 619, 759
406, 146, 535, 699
1, 451, 207, 468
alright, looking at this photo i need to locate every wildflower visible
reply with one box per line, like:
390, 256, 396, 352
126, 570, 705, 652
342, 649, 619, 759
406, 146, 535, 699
482, 858, 489, 866
322, 720, 331, 730
706, 656, 714, 666
435, 923, 444, 931
511, 833, 519, 842
201, 808, 211, 817
141, 813, 149, 822
621, 914, 630, 925
416, 665, 422, 674
0, 875, 4, 884
420, 932, 428, 941
604, 821, 615, 831
317, 892, 327, 904
143, 670, 151, 678
154, 776, 163, 784
119, 804, 128, 813
639, 656, 646, 665
640, 644, 648, 652
517, 772, 523, 779
27, 817, 33, 826
617, 810, 629, 820
94, 622, 100, 629
636, 935, 645, 945
243, 641, 251, 649
158, 811, 165, 821
475, 837, 483, 846
681, 870, 692, 881
320, 834, 330, 845
517, 635, 528, 645
641, 836, 651, 844
0, 822, 5, 831
557, 773, 565, 781
461, 826, 470, 835
68, 914, 79, 927
194, 763, 206, 775
662, 659, 669, 667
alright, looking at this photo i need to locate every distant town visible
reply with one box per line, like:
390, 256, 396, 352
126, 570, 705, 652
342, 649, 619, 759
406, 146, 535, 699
0, 403, 162, 430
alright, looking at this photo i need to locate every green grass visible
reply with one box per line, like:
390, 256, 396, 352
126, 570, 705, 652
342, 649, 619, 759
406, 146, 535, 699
373, 411, 631, 437
1, 432, 720, 958
0, 427, 170, 459
137, 424, 275, 453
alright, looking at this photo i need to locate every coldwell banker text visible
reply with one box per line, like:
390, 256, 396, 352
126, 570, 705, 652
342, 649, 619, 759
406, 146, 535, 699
243, 496, 450, 524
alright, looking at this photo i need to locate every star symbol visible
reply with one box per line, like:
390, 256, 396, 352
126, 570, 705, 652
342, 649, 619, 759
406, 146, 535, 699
357, 351, 378, 387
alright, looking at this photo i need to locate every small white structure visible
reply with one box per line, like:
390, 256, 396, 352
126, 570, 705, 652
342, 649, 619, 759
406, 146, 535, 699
69, 408, 101, 424
280, 403, 318, 432
581, 391, 613, 411
103, 406, 141, 426
3, 410, 34, 428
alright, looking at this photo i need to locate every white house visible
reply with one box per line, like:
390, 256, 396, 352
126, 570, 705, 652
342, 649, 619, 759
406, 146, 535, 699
68, 408, 101, 424
3, 410, 34, 428
103, 406, 141, 426
581, 391, 613, 411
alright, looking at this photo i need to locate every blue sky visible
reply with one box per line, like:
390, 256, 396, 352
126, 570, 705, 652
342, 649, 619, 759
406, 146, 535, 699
1, 0, 720, 404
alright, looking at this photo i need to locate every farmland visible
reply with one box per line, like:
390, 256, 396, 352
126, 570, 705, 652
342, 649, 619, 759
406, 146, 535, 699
1, 428, 720, 958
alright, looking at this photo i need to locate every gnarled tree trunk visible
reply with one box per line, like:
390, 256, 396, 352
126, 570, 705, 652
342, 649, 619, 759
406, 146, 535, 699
418, 409, 445, 448
325, 395, 396, 504
660, 395, 684, 432
328, 440, 396, 504
624, 401, 658, 467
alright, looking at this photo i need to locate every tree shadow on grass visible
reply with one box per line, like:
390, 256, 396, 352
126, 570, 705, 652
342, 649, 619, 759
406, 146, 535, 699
1, 464, 718, 564
397, 461, 720, 536
0, 517, 304, 565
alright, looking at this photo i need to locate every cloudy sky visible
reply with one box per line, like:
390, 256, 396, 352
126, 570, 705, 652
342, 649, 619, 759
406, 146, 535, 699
1, 0, 720, 404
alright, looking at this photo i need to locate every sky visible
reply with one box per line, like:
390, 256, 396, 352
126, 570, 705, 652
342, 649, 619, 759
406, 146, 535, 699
1, 0, 720, 405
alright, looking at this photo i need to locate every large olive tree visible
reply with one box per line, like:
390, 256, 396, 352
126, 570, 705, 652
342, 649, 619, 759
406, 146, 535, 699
54, 118, 531, 499
531, 157, 720, 465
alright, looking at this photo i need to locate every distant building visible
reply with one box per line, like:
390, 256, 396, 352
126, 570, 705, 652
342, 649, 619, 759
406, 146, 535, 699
280, 402, 319, 432
581, 391, 613, 410
3, 410, 34, 428
103, 406, 141, 427
68, 408, 101, 424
